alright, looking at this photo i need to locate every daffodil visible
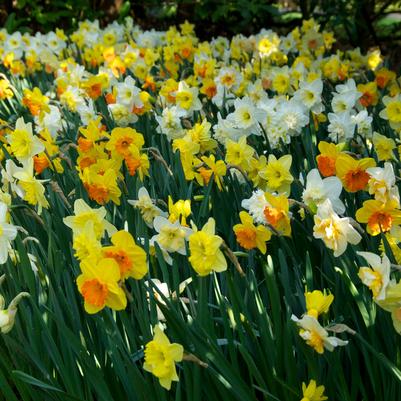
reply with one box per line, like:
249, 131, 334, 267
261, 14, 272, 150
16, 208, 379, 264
375, 68, 396, 89
313, 199, 361, 257
357, 81, 378, 107
0, 202, 17, 264
82, 163, 121, 205
263, 192, 292, 236
300, 380, 328, 401
335, 154, 375, 193
77, 255, 127, 314
188, 218, 227, 276
143, 325, 184, 390
13, 159, 49, 214
291, 314, 348, 354
259, 154, 293, 195
225, 136, 255, 171
187, 120, 217, 153
168, 197, 191, 226
372, 132, 395, 162
103, 230, 148, 280
72, 220, 102, 261
379, 95, 401, 131
302, 168, 344, 214
233, 211, 271, 254
22, 87, 50, 116
152, 216, 192, 255
172, 135, 200, 180
128, 187, 167, 228
305, 290, 334, 319
105, 126, 145, 159
0, 282, 29, 334
376, 281, 401, 333
63, 199, 116, 239
316, 141, 343, 177
195, 154, 227, 191
7, 117, 44, 163
367, 162, 398, 204
175, 81, 202, 115
355, 199, 401, 236
357, 251, 391, 301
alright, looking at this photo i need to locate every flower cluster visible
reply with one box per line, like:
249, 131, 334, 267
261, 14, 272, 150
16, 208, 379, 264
0, 16, 400, 398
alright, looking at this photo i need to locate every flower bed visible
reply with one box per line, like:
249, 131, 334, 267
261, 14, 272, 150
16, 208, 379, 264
0, 17, 400, 401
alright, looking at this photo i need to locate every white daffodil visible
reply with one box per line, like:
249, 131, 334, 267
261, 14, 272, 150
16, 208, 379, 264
357, 251, 391, 301
352, 110, 373, 138
241, 189, 269, 225
108, 103, 138, 126
302, 168, 345, 214
227, 97, 265, 133
313, 199, 361, 257
144, 278, 192, 320
291, 314, 348, 354
367, 162, 399, 203
293, 79, 324, 114
327, 112, 356, 142
0, 275, 29, 333
151, 216, 192, 255
331, 92, 356, 114
35, 105, 64, 138
155, 106, 186, 140
213, 113, 242, 145
276, 99, 309, 136
0, 203, 17, 265
175, 81, 202, 116
4, 32, 24, 59
334, 78, 361, 105
1, 159, 25, 199
115, 75, 142, 110
128, 187, 167, 228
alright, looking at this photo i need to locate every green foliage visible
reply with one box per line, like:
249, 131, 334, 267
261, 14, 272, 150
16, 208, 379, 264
2, 0, 130, 33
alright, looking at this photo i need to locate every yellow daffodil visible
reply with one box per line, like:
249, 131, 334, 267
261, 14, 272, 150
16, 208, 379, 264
259, 154, 293, 195
263, 192, 292, 236
372, 132, 395, 161
103, 230, 148, 280
77, 256, 127, 314
305, 290, 334, 319
168, 197, 191, 226
7, 117, 44, 163
144, 325, 183, 390
356, 199, 401, 236
316, 141, 344, 177
22, 87, 50, 117
225, 136, 255, 171
233, 211, 271, 254
300, 380, 328, 401
196, 154, 227, 191
63, 199, 116, 239
335, 154, 375, 192
188, 218, 227, 276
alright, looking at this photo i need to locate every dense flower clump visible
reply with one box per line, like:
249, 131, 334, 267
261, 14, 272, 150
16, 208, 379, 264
0, 17, 400, 400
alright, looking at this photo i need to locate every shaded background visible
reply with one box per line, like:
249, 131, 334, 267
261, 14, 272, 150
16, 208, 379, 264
1, 0, 401, 60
